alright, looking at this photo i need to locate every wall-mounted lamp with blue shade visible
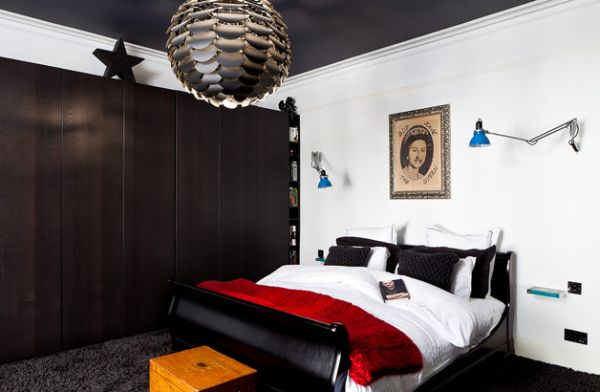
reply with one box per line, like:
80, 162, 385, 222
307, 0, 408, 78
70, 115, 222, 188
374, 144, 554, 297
469, 118, 580, 152
311, 151, 332, 189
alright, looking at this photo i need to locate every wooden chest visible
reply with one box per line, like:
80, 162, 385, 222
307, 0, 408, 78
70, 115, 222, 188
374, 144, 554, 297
150, 346, 257, 392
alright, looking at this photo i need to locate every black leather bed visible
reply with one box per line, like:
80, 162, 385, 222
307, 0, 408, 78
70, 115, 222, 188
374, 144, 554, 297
168, 249, 514, 392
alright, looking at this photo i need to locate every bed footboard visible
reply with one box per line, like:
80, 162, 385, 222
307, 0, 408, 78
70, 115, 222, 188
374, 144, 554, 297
168, 280, 350, 392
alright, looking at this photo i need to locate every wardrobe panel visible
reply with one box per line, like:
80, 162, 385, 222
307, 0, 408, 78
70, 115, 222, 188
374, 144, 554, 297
218, 106, 289, 281
252, 108, 289, 280
219, 108, 257, 280
61, 70, 125, 349
175, 94, 220, 284
124, 83, 176, 334
0, 58, 62, 363
0, 56, 290, 362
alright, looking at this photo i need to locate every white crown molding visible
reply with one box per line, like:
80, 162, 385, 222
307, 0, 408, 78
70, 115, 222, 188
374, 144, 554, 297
0, 0, 589, 86
282, 0, 580, 88
0, 9, 169, 65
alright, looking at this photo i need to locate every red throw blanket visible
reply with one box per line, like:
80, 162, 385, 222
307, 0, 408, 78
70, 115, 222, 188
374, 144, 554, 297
198, 279, 423, 385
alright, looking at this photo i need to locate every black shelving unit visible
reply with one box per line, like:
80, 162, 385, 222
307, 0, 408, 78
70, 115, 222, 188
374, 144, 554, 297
280, 98, 300, 265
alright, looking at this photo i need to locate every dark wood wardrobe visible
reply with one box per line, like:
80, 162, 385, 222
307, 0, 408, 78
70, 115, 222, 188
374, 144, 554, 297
0, 56, 289, 364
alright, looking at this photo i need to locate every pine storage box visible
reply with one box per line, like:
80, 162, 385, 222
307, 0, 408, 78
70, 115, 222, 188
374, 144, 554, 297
150, 346, 257, 392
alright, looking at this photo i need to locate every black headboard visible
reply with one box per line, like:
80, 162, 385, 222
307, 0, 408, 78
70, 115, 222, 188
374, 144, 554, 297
490, 251, 513, 305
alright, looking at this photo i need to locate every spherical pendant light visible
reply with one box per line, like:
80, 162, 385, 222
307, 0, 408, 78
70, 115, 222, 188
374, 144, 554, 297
166, 0, 291, 109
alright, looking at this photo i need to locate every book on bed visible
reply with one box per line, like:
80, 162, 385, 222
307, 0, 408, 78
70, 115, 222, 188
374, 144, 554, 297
379, 279, 410, 301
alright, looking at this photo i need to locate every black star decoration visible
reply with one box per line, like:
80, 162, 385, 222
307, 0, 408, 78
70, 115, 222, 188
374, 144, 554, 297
93, 38, 144, 82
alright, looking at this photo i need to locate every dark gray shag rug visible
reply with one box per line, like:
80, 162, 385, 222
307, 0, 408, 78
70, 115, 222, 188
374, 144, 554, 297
0, 330, 171, 392
445, 353, 600, 392
1, 330, 599, 391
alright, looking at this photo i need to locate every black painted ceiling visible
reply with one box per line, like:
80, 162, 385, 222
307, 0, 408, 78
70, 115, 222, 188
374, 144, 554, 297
0, 0, 534, 75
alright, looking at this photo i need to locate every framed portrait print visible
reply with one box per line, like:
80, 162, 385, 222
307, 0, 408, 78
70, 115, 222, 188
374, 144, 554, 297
389, 104, 450, 199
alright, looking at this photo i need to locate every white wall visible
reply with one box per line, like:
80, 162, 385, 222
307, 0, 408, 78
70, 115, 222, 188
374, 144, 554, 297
260, 0, 600, 375
2, 0, 599, 375
0, 10, 184, 91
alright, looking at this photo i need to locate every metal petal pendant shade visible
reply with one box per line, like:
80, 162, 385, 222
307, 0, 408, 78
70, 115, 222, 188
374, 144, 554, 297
167, 0, 291, 109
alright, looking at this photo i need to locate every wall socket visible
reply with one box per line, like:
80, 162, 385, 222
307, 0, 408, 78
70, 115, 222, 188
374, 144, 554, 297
564, 329, 588, 345
568, 281, 582, 295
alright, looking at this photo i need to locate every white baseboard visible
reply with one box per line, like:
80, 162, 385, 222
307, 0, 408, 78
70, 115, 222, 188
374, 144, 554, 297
515, 335, 600, 375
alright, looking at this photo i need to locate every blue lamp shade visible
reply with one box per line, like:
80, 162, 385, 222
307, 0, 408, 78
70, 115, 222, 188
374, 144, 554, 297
318, 170, 332, 188
469, 131, 490, 147
469, 119, 491, 147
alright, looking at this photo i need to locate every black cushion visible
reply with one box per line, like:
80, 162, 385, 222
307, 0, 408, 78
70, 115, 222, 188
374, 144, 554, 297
336, 236, 401, 272
410, 245, 497, 298
395, 251, 458, 292
324, 245, 371, 267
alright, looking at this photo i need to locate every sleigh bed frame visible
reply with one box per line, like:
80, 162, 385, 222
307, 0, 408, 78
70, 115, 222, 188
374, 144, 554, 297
168, 249, 514, 392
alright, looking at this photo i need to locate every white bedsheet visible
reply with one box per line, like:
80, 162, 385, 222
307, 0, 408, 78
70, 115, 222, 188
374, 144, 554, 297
257, 265, 505, 392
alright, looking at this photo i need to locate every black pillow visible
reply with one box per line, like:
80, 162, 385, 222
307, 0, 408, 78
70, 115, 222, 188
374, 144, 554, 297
324, 245, 371, 267
336, 236, 402, 272
396, 251, 459, 292
410, 245, 497, 298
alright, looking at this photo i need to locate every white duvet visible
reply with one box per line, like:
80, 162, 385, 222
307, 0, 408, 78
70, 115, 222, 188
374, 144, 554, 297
257, 265, 505, 392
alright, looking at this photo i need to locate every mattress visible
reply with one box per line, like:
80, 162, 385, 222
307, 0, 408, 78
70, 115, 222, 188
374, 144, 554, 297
257, 265, 505, 392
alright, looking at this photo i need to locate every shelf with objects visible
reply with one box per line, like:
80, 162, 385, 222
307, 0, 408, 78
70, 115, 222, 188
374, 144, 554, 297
280, 97, 300, 265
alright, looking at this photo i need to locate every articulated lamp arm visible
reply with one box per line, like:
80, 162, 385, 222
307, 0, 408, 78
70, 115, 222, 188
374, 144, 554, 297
311, 151, 324, 174
473, 118, 580, 152
310, 151, 333, 188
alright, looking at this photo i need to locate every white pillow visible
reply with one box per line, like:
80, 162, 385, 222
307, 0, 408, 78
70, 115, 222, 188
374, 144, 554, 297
426, 226, 499, 249
450, 256, 476, 300
366, 247, 390, 271
393, 221, 428, 245
426, 225, 501, 297
345, 225, 394, 244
